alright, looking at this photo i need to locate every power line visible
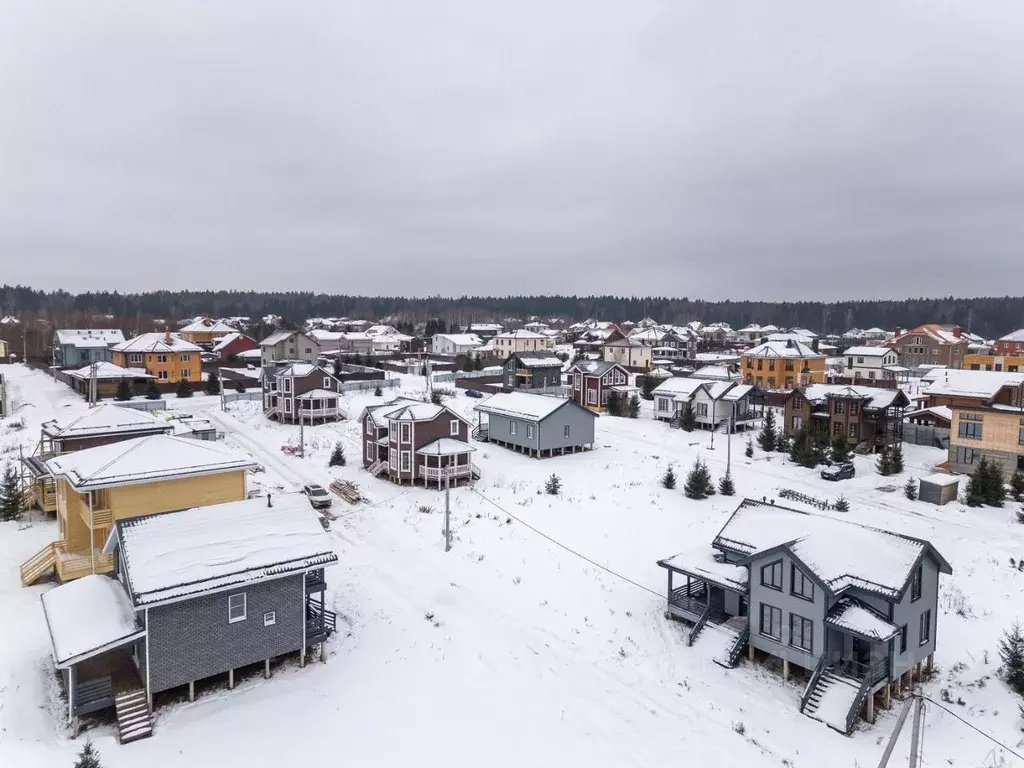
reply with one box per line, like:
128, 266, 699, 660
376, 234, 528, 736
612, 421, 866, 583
922, 695, 1024, 764
470, 488, 663, 599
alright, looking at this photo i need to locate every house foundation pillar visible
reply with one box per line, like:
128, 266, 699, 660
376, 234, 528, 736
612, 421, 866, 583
189, 681, 195, 702
748, 644, 755, 662
915, 661, 922, 683
865, 692, 875, 724
783, 659, 790, 681
265, 659, 271, 679
926, 653, 934, 674
882, 683, 891, 709
228, 669, 234, 690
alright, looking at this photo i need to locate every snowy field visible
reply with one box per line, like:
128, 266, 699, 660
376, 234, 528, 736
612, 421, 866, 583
1, 363, 1023, 767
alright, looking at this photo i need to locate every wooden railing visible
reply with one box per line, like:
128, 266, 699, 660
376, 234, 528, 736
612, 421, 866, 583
54, 541, 114, 580
421, 464, 472, 481
471, 424, 489, 441
845, 674, 875, 735
75, 675, 114, 716
20, 542, 56, 586
724, 622, 750, 667
298, 406, 342, 419
687, 605, 711, 647
79, 505, 113, 529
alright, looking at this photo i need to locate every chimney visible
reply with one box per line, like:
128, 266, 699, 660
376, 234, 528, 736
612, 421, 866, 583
952, 326, 961, 338
267, 493, 272, 508
894, 327, 902, 337
164, 330, 173, 343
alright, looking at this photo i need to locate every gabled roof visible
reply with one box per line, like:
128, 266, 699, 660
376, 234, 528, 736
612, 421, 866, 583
711, 499, 952, 600
510, 352, 563, 368
923, 369, 1024, 401
998, 329, 1024, 343
651, 377, 706, 399
272, 362, 329, 379
55, 329, 126, 347
211, 332, 253, 351
568, 360, 626, 377
843, 346, 893, 357
890, 324, 969, 346
112, 333, 202, 354
179, 318, 238, 334
41, 404, 170, 440
495, 329, 547, 340
825, 598, 899, 642
106, 494, 337, 607
46, 434, 257, 491
795, 384, 908, 411
66, 361, 154, 380
474, 391, 591, 422
743, 340, 824, 360
434, 333, 484, 346
359, 398, 468, 426
260, 330, 316, 347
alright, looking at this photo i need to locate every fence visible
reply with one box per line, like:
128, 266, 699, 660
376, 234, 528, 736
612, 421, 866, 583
431, 372, 456, 384
113, 399, 166, 412
337, 378, 400, 393
222, 391, 263, 404
454, 368, 504, 380
778, 488, 835, 511
902, 422, 950, 449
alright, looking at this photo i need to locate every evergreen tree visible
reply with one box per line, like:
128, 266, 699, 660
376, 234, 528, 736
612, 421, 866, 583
544, 474, 562, 495
205, 370, 220, 396
661, 466, 676, 490
830, 433, 852, 464
904, 477, 918, 501
352, 353, 363, 367
605, 390, 623, 417
474, 357, 484, 371
718, 470, 735, 496
744, 437, 754, 458
145, 379, 161, 400
73, 740, 101, 768
679, 403, 697, 432
998, 622, 1024, 695
640, 375, 656, 401
986, 460, 1006, 508
114, 379, 132, 401
1011, 469, 1024, 502
430, 389, 444, 405
683, 457, 716, 500
890, 443, 905, 474
0, 462, 23, 522
462, 357, 474, 372
373, 385, 383, 397
966, 457, 990, 507
234, 380, 246, 393
176, 378, 193, 398
757, 409, 777, 452
332, 358, 343, 377
328, 442, 346, 468
810, 429, 831, 467
876, 447, 894, 476
627, 394, 641, 419
774, 429, 790, 454
834, 495, 850, 512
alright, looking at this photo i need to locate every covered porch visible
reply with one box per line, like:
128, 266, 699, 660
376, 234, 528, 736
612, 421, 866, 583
415, 438, 480, 489
293, 389, 345, 423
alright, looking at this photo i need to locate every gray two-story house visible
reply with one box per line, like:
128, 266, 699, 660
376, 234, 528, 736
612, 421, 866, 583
473, 391, 596, 457
53, 329, 126, 367
657, 498, 951, 735
259, 330, 322, 366
502, 352, 564, 394
40, 494, 337, 744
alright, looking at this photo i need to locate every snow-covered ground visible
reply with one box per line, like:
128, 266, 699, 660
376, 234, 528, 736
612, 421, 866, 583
1, 363, 1023, 767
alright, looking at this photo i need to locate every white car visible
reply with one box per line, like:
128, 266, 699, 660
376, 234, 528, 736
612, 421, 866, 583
302, 483, 333, 509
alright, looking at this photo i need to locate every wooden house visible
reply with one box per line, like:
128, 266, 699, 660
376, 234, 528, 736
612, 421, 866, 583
782, 384, 909, 452
472, 391, 596, 457
65, 361, 155, 399
177, 317, 240, 346
262, 363, 347, 424
53, 329, 126, 368
566, 360, 631, 411
20, 435, 257, 585
502, 352, 564, 394
258, 330, 322, 365
210, 332, 258, 361
40, 494, 337, 743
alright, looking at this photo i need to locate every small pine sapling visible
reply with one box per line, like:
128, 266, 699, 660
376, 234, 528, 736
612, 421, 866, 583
904, 477, 918, 501
757, 409, 777, 451
145, 379, 161, 400
332, 358, 343, 377
986, 460, 1006, 507
890, 443, 905, 474
830, 433, 852, 464
176, 378, 193, 398
998, 621, 1024, 695
373, 385, 383, 397
328, 442, 346, 468
627, 394, 641, 419
640, 376, 656, 401
544, 474, 562, 496
73, 740, 102, 768
661, 466, 677, 490
114, 379, 132, 401
744, 437, 754, 458
833, 495, 850, 512
430, 389, 444, 405
605, 391, 623, 417
876, 447, 894, 476
718, 470, 735, 496
1011, 468, 1024, 502
205, 370, 221, 396
683, 457, 715, 500
0, 462, 23, 522
679, 403, 697, 432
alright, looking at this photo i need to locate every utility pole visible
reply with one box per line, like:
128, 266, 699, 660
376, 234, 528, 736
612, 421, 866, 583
875, 696, 914, 768
444, 467, 451, 552
299, 404, 305, 459
907, 695, 924, 768
89, 361, 98, 407
727, 401, 734, 474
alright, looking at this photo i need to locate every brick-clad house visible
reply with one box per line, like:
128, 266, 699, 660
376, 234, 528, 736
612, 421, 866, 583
262, 363, 346, 424
360, 398, 477, 488
782, 384, 908, 451
885, 325, 969, 370
567, 360, 631, 411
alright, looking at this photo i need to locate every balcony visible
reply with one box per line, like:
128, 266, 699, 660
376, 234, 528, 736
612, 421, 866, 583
79, 505, 113, 530
298, 406, 340, 419
54, 540, 114, 581
420, 463, 478, 481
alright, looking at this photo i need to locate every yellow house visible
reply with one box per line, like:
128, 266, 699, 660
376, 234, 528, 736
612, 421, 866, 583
111, 332, 203, 385
947, 404, 1024, 478
178, 317, 239, 346
964, 353, 1024, 374
20, 434, 257, 584
741, 339, 827, 391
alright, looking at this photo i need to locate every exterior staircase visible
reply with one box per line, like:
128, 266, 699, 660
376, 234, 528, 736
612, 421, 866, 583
114, 688, 153, 744
20, 542, 56, 586
471, 424, 489, 442
713, 622, 749, 669
802, 667, 864, 734
367, 459, 387, 477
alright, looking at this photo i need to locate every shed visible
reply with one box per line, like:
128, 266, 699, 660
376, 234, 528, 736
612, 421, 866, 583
919, 474, 960, 506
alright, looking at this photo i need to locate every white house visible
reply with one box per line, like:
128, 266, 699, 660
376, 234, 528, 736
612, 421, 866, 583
844, 346, 902, 382
652, 378, 760, 431
432, 333, 484, 357
493, 330, 555, 357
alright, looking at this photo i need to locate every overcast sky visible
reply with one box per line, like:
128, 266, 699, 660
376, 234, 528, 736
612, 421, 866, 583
2, 1, 1023, 300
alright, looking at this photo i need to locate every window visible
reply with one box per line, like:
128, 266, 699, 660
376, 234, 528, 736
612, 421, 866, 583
527, 424, 534, 439
759, 604, 782, 640
757, 359, 763, 371
767, 377, 776, 389
792, 416, 803, 432
911, 563, 922, 601
849, 423, 858, 439
129, 353, 143, 363
181, 353, 191, 362
158, 370, 168, 380
324, 376, 331, 388
791, 564, 814, 600
833, 422, 842, 436
264, 611, 276, 627
958, 420, 983, 440
284, 399, 291, 413
366, 419, 373, 435
446, 419, 458, 437
789, 614, 813, 652
899, 624, 907, 654
510, 420, 517, 436
400, 451, 411, 471
305, 347, 312, 354
835, 400, 845, 415
760, 560, 782, 590
228, 593, 247, 623
563, 424, 570, 438
955, 446, 978, 465
1019, 427, 1024, 446
181, 369, 191, 379
366, 442, 374, 461
283, 378, 292, 393
768, 360, 775, 372
792, 394, 804, 409
389, 451, 398, 468
919, 609, 931, 645
784, 360, 794, 372
850, 402, 859, 416
574, 373, 581, 388
657, 398, 669, 412
847, 357, 854, 368
868, 371, 876, 379
400, 423, 411, 443
856, 357, 864, 364
697, 402, 708, 417
784, 377, 793, 389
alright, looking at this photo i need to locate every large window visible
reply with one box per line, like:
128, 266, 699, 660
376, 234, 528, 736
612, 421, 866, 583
792, 394, 804, 409
955, 446, 978, 465
366, 442, 373, 461
792, 416, 803, 432
181, 353, 191, 362
181, 369, 191, 379
911, 563, 922, 601
791, 564, 814, 600
919, 609, 931, 645
760, 560, 783, 591
400, 451, 411, 471
759, 604, 782, 640
228, 593, 247, 623
958, 414, 983, 440
587, 389, 598, 405
789, 614, 813, 652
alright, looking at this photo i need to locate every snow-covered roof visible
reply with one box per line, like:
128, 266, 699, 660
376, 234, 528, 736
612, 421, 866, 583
904, 405, 953, 423
843, 346, 892, 357
416, 438, 476, 456
55, 329, 126, 347
658, 547, 748, 592
825, 598, 899, 641
694, 352, 740, 363
113, 333, 202, 354
495, 329, 547, 340
799, 384, 905, 411
179, 318, 237, 334
469, 323, 503, 332
514, 354, 563, 368
921, 473, 960, 487
108, 494, 337, 606
309, 329, 342, 343
569, 360, 623, 377
295, 388, 340, 400
273, 362, 322, 378
211, 332, 249, 350
42, 404, 169, 439
260, 330, 313, 347
923, 369, 1024, 400
47, 434, 258, 491
236, 348, 262, 360
66, 361, 154, 380
998, 329, 1024, 343
652, 378, 706, 398
691, 365, 741, 381
474, 391, 578, 421
721, 384, 754, 402
713, 499, 951, 599
743, 340, 823, 359
435, 333, 484, 347
891, 324, 969, 346
365, 324, 398, 336
41, 574, 143, 667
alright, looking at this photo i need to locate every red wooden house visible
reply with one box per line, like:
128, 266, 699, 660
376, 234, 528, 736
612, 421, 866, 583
566, 360, 631, 411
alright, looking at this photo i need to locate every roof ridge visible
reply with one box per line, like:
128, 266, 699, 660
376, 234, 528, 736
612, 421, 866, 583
82, 434, 153, 481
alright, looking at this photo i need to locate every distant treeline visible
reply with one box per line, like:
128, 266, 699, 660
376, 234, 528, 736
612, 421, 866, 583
2, 285, 1024, 338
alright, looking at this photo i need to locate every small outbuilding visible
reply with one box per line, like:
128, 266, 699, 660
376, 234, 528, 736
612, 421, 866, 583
919, 474, 960, 506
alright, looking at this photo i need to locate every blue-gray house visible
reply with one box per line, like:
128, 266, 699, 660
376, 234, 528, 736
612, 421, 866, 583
53, 329, 126, 367
40, 494, 337, 744
657, 498, 951, 735
472, 391, 596, 457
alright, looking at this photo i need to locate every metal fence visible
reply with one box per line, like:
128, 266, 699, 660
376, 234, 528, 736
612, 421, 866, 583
113, 399, 166, 412
222, 391, 263, 404
337, 378, 400, 393
902, 422, 951, 449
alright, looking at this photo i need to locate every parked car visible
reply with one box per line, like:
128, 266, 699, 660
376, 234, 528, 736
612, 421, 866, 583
302, 483, 333, 509
464, 389, 484, 398
821, 463, 855, 481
